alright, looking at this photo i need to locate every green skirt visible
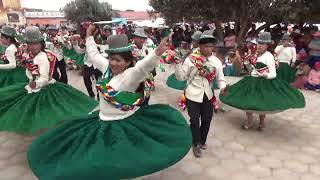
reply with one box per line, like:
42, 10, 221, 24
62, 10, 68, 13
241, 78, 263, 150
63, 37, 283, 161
166, 73, 219, 90
0, 82, 98, 133
28, 104, 192, 180
219, 76, 305, 113
0, 67, 28, 88
166, 73, 187, 90
276, 62, 296, 83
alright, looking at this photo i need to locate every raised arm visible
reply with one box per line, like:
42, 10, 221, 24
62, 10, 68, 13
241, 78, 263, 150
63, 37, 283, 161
125, 36, 170, 84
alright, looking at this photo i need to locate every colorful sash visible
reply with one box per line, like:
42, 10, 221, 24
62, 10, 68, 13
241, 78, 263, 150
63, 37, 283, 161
243, 52, 279, 74
96, 69, 146, 111
189, 48, 216, 83
22, 51, 57, 80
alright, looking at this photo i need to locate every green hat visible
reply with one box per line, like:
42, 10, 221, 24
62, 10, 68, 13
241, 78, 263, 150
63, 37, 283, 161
199, 30, 216, 44
103, 25, 112, 32
191, 31, 202, 41
1, 26, 16, 38
47, 25, 59, 31
133, 27, 147, 38
105, 34, 133, 54
24, 26, 45, 43
257, 32, 272, 44
282, 33, 290, 40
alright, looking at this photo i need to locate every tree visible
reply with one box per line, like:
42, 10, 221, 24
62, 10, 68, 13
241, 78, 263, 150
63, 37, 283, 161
63, 0, 118, 25
149, 0, 319, 43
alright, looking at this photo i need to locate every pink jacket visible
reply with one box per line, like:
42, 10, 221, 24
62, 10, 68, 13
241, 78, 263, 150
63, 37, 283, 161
308, 69, 320, 85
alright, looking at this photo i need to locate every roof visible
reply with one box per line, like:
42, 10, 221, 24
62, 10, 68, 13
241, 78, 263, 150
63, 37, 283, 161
118, 11, 151, 21
24, 11, 65, 18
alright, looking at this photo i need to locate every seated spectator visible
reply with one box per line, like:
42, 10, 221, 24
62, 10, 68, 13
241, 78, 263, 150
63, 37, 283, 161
304, 61, 320, 91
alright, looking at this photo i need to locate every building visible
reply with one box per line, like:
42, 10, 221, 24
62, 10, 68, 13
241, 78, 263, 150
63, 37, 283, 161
117, 10, 164, 27
0, 0, 26, 25
24, 10, 66, 26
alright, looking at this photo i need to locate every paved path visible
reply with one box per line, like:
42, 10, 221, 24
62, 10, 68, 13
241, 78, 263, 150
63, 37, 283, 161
0, 65, 319, 180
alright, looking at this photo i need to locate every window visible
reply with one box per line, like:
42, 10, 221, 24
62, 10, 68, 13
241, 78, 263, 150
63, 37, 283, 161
7, 13, 20, 22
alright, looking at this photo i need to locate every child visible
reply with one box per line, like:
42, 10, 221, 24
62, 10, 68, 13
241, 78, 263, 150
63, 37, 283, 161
305, 61, 320, 91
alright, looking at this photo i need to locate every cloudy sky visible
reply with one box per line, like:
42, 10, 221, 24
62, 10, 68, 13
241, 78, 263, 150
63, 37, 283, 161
21, 0, 152, 11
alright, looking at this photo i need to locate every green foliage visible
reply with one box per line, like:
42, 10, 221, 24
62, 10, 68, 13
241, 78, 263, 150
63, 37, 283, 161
63, 0, 118, 24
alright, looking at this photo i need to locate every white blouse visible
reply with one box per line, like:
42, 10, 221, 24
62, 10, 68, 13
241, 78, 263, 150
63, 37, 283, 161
86, 36, 161, 121
0, 44, 17, 69
275, 45, 296, 64
25, 51, 55, 93
251, 51, 277, 79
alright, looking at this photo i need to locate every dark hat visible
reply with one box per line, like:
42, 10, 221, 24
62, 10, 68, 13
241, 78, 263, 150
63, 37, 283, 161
103, 25, 112, 31
105, 34, 133, 54
191, 31, 202, 42
47, 25, 59, 31
257, 32, 272, 44
282, 33, 290, 40
1, 26, 16, 38
199, 30, 216, 44
24, 26, 45, 43
133, 27, 147, 38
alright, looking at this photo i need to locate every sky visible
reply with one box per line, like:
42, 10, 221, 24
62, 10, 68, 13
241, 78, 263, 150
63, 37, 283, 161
21, 0, 152, 11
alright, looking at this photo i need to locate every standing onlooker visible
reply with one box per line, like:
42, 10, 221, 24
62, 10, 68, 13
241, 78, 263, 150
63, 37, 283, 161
307, 31, 320, 68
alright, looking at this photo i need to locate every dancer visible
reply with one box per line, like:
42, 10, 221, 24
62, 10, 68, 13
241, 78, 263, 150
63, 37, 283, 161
0, 26, 27, 87
220, 32, 305, 131
275, 34, 297, 83
0, 26, 97, 133
175, 30, 227, 157
27, 25, 191, 180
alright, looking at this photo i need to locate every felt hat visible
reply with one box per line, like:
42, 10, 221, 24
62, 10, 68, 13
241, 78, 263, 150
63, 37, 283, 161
199, 30, 216, 44
133, 27, 147, 38
282, 33, 290, 40
47, 25, 59, 31
257, 32, 272, 44
1, 26, 16, 38
24, 26, 45, 43
105, 34, 133, 54
191, 31, 202, 42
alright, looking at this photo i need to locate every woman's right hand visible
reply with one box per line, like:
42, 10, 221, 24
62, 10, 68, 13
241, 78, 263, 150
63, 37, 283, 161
86, 24, 97, 37
155, 34, 173, 56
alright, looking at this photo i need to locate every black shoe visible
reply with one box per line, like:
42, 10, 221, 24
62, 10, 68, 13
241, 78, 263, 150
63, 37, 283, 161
192, 145, 202, 158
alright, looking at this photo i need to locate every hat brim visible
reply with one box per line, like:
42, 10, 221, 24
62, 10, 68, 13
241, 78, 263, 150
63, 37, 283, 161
1, 31, 15, 38
105, 44, 134, 54
257, 39, 272, 44
199, 36, 216, 44
133, 32, 147, 38
25, 37, 45, 44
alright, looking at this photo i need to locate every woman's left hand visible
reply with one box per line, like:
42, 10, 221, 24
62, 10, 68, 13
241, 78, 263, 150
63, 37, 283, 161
29, 81, 37, 89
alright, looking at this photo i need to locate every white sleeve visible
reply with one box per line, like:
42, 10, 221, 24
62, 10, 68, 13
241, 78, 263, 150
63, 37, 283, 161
86, 36, 108, 73
35, 53, 50, 88
274, 45, 282, 54
175, 57, 192, 81
215, 60, 227, 89
0, 45, 17, 69
291, 47, 297, 63
266, 54, 277, 79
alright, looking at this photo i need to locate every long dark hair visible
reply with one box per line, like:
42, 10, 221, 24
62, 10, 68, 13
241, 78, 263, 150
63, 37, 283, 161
109, 51, 136, 68
40, 40, 46, 52
1, 33, 18, 47
109, 51, 145, 93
